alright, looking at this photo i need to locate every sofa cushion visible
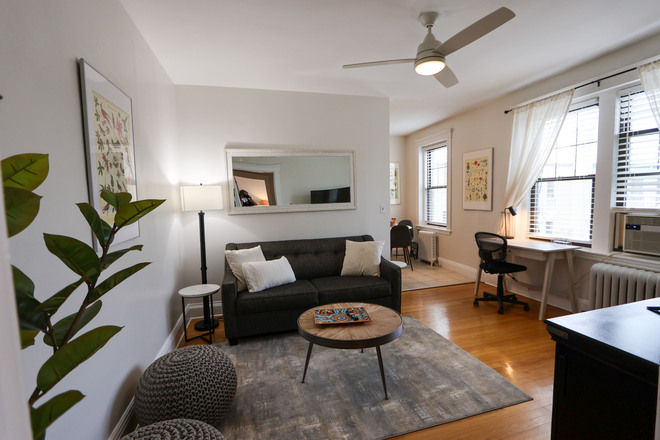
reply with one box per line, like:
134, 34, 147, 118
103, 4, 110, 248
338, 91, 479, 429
235, 280, 318, 315
243, 256, 296, 293
340, 240, 385, 277
225, 245, 266, 292
311, 276, 392, 304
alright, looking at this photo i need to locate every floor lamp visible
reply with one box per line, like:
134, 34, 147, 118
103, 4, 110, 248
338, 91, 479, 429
181, 184, 223, 331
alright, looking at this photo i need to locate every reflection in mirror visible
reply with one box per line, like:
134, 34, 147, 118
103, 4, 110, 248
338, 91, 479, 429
226, 148, 356, 215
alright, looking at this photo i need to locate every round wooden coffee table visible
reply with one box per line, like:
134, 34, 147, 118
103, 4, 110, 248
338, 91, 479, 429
297, 302, 403, 399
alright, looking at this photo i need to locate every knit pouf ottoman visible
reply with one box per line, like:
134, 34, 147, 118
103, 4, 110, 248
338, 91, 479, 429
121, 418, 225, 440
134, 345, 237, 426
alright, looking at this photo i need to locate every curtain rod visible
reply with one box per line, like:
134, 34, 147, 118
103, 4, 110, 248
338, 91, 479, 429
503, 67, 638, 114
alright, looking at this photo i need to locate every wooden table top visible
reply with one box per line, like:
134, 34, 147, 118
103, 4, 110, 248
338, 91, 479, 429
297, 302, 403, 349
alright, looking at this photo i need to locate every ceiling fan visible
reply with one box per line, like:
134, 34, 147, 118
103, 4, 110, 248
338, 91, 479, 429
343, 7, 515, 88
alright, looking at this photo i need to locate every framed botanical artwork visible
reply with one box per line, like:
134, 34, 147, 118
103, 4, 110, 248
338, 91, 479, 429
463, 148, 493, 211
79, 59, 139, 249
390, 162, 400, 205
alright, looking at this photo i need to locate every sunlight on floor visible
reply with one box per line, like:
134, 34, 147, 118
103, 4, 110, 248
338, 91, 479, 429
391, 255, 474, 291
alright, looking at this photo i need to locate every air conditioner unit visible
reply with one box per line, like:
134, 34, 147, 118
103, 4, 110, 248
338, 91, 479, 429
622, 213, 660, 257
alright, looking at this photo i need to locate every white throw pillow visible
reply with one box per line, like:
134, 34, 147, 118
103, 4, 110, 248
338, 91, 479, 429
340, 240, 385, 277
242, 256, 297, 293
225, 245, 266, 292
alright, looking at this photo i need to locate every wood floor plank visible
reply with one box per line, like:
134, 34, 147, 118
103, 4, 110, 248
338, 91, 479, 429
179, 282, 566, 439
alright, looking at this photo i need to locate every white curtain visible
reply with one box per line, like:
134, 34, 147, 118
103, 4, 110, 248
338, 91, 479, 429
497, 89, 574, 236
639, 60, 660, 128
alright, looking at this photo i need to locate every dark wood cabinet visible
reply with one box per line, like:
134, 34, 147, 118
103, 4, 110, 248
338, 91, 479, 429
546, 298, 660, 440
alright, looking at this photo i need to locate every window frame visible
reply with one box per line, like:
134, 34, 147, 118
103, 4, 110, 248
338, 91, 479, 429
527, 100, 599, 245
416, 129, 452, 233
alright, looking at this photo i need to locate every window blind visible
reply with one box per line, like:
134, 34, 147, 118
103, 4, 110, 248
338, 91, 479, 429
529, 104, 599, 243
424, 144, 447, 226
615, 89, 660, 208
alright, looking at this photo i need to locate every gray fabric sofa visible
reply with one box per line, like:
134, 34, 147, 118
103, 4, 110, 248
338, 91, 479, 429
222, 235, 401, 345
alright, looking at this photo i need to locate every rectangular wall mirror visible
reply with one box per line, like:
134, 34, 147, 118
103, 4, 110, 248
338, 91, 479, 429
226, 148, 357, 215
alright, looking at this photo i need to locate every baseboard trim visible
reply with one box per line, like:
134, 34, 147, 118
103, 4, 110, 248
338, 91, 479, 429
107, 299, 222, 439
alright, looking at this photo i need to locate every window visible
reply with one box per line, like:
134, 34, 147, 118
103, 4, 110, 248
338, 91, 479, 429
614, 88, 660, 208
423, 142, 448, 227
529, 103, 599, 243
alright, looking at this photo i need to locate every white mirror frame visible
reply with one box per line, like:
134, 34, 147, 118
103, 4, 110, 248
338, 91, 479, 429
226, 148, 357, 215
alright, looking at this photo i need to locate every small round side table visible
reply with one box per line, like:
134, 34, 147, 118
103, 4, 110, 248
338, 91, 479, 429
179, 284, 220, 344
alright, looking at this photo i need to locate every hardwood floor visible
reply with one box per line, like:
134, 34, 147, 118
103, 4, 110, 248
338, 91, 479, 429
179, 282, 569, 439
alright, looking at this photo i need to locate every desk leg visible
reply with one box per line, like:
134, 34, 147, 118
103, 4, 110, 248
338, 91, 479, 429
565, 251, 578, 313
539, 253, 557, 321
474, 265, 483, 297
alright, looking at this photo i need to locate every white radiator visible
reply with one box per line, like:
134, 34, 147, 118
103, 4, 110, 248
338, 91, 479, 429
417, 231, 438, 266
589, 263, 660, 309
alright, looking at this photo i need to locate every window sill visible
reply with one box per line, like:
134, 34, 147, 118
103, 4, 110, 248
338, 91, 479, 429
575, 248, 660, 271
416, 225, 451, 236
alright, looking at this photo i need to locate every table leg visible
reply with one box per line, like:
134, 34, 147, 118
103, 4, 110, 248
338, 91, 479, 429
474, 265, 483, 297
376, 345, 388, 400
565, 251, 578, 313
301, 342, 314, 383
539, 253, 557, 321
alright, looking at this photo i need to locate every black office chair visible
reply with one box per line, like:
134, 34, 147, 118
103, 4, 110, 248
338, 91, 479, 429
391, 225, 413, 271
473, 232, 529, 314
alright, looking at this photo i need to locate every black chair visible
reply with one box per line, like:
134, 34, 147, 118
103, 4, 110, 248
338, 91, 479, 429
391, 225, 413, 271
473, 232, 529, 314
398, 219, 414, 240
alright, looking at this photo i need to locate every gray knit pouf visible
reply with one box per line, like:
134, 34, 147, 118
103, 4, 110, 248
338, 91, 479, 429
121, 418, 225, 440
134, 345, 237, 427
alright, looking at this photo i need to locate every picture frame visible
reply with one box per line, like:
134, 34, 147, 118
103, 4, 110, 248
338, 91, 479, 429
390, 162, 400, 205
463, 148, 493, 211
79, 59, 139, 249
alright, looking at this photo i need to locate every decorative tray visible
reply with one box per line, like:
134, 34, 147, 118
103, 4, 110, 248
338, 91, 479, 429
314, 307, 372, 325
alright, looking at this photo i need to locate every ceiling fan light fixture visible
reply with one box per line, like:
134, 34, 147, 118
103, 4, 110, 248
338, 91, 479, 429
414, 58, 446, 76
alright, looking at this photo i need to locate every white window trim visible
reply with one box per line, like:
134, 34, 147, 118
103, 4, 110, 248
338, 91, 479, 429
415, 128, 452, 234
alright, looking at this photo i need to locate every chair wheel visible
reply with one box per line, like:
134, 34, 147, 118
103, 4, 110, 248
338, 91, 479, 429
473, 300, 479, 307
498, 308, 504, 315
524, 305, 530, 311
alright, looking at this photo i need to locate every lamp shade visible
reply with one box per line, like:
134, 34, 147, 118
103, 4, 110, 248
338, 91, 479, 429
180, 185, 223, 212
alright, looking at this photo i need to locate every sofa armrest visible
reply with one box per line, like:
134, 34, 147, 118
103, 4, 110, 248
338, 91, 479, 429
380, 257, 402, 313
221, 267, 239, 341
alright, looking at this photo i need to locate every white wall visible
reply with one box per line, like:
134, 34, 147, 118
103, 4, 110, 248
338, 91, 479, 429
0, 1, 183, 439
176, 86, 390, 287
405, 31, 660, 311
389, 136, 408, 225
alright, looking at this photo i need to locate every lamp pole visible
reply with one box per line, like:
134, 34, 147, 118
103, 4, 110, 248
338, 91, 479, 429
194, 209, 219, 331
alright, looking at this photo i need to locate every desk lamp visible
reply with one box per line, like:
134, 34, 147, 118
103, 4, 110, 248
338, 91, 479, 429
503, 206, 516, 239
181, 184, 223, 331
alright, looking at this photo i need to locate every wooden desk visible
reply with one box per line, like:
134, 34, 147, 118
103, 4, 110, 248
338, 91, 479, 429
545, 298, 660, 439
474, 239, 579, 320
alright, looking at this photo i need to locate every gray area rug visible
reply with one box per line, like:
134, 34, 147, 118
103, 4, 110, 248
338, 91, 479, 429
214, 316, 532, 439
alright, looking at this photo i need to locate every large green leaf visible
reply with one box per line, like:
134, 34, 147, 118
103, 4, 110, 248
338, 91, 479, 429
114, 199, 165, 228
13, 266, 47, 332
36, 268, 97, 315
43, 234, 101, 282
21, 330, 39, 349
100, 189, 132, 211
88, 263, 150, 302
76, 203, 112, 247
44, 301, 102, 348
31, 390, 84, 439
3, 186, 41, 237
1, 153, 49, 191
36, 325, 122, 393
102, 245, 143, 270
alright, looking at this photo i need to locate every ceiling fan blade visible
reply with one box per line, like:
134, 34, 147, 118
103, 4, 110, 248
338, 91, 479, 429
434, 7, 515, 57
342, 59, 415, 69
435, 66, 459, 88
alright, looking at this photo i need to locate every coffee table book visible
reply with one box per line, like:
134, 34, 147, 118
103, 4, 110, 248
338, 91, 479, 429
314, 307, 372, 325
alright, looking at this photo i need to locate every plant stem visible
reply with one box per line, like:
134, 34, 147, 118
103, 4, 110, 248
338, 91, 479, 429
28, 387, 42, 406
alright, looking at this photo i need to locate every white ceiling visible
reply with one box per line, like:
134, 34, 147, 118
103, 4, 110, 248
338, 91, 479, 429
120, 0, 660, 136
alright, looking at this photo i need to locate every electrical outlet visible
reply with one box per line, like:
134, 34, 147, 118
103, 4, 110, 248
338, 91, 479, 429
380, 204, 386, 214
